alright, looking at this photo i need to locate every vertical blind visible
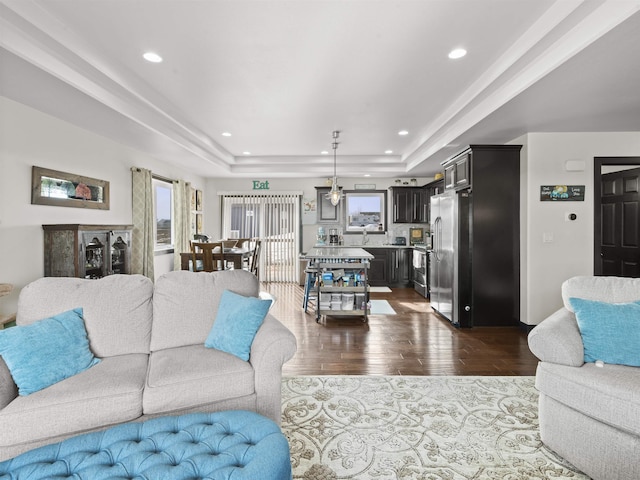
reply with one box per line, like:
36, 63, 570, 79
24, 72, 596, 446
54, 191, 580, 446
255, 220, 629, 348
220, 192, 301, 282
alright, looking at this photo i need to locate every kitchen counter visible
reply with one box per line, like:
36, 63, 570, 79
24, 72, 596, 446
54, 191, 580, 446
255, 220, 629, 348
305, 247, 374, 260
314, 244, 412, 249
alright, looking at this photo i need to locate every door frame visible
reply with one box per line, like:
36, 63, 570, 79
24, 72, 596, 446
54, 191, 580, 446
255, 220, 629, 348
593, 156, 640, 275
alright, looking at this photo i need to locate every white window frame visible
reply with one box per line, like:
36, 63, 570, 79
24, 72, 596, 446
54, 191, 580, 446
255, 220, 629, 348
153, 177, 174, 251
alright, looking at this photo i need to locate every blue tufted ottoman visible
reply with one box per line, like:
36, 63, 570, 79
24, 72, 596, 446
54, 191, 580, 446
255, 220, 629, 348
0, 410, 292, 480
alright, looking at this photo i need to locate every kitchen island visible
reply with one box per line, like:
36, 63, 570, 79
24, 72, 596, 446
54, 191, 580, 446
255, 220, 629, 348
305, 247, 374, 323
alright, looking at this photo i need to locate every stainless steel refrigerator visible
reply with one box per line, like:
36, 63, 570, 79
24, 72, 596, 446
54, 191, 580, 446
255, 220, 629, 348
429, 189, 472, 327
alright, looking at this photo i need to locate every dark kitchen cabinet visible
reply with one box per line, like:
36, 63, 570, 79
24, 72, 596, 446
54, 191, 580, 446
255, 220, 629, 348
366, 249, 389, 286
43, 224, 132, 278
364, 247, 413, 287
391, 187, 428, 223
423, 179, 444, 223
315, 187, 342, 223
436, 145, 522, 327
443, 152, 471, 191
389, 248, 413, 287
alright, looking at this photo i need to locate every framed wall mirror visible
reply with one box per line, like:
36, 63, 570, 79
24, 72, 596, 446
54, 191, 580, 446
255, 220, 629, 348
31, 166, 110, 210
343, 190, 387, 233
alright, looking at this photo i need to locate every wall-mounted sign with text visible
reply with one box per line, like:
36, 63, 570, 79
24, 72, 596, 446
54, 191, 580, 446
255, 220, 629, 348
252, 180, 270, 190
540, 185, 585, 201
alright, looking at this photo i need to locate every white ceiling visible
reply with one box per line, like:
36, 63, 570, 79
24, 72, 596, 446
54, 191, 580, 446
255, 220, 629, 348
1, 0, 639, 179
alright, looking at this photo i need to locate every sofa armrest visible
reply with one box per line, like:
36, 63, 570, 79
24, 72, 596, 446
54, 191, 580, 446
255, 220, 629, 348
528, 308, 584, 367
249, 314, 297, 424
0, 356, 18, 409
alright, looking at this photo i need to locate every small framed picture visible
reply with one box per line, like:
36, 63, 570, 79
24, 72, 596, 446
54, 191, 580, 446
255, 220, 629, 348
195, 190, 203, 211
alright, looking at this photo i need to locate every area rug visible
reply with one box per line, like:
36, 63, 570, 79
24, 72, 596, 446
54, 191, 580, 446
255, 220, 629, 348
369, 299, 396, 315
369, 286, 392, 293
281, 376, 589, 479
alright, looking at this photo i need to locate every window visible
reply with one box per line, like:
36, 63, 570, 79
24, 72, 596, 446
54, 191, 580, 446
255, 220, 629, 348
153, 178, 173, 249
343, 190, 387, 233
221, 193, 301, 282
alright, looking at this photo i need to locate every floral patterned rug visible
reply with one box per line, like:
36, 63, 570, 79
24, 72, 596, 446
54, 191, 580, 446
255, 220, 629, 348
281, 376, 590, 480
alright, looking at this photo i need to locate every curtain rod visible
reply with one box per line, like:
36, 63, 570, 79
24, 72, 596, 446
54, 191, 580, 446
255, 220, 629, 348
130, 167, 174, 184
152, 173, 174, 183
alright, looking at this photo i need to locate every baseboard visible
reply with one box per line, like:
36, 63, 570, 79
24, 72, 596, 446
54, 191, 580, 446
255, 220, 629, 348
519, 321, 535, 333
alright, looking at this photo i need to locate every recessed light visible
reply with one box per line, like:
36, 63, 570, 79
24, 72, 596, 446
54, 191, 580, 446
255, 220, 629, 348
222, 132, 232, 137
398, 130, 409, 136
448, 48, 467, 59
321, 151, 329, 155
385, 150, 393, 154
364, 174, 371, 177
243, 151, 251, 155
143, 52, 163, 63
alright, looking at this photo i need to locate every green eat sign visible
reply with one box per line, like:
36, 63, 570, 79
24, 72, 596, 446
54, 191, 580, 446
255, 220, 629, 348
252, 180, 269, 190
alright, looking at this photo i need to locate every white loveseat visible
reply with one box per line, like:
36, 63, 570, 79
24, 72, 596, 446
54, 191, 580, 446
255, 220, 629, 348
528, 276, 640, 480
0, 270, 297, 461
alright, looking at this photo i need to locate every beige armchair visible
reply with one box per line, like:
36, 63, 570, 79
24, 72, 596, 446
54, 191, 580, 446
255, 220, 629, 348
528, 276, 640, 480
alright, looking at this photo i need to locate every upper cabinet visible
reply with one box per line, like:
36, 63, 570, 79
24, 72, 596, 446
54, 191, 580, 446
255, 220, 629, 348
423, 178, 444, 223
315, 187, 342, 223
390, 187, 428, 224
443, 152, 471, 190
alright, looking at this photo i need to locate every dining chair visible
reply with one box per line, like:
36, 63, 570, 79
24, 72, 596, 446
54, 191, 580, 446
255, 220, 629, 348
190, 241, 226, 272
221, 239, 237, 249
234, 238, 254, 269
248, 240, 262, 280
235, 238, 251, 249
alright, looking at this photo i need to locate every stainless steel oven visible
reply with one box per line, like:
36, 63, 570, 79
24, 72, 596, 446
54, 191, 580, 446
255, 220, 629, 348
412, 245, 428, 298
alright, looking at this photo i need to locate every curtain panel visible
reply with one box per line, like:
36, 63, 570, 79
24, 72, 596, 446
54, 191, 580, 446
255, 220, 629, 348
172, 180, 192, 271
130, 167, 155, 279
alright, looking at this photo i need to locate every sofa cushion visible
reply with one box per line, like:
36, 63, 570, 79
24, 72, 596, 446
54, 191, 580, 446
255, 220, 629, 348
143, 344, 255, 415
0, 354, 147, 448
536, 361, 640, 438
568, 297, 640, 366
205, 290, 272, 361
17, 275, 153, 357
562, 276, 640, 312
0, 308, 100, 395
151, 270, 259, 351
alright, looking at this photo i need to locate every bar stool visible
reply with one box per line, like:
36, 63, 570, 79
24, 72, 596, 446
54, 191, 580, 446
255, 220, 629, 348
302, 265, 318, 313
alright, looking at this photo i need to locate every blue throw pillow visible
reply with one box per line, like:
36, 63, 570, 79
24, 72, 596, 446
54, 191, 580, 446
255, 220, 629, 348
205, 290, 272, 361
0, 308, 100, 395
569, 297, 640, 366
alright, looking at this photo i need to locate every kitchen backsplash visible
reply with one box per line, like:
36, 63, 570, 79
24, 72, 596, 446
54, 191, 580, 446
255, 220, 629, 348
339, 224, 429, 246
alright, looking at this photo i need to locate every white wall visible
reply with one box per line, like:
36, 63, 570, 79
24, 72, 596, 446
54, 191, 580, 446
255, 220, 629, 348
0, 97, 206, 315
522, 132, 640, 325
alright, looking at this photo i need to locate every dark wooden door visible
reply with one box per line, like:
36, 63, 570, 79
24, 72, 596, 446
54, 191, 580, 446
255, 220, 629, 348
596, 166, 640, 276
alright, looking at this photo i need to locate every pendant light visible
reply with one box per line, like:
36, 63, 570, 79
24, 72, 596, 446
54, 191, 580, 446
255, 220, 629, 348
326, 130, 342, 206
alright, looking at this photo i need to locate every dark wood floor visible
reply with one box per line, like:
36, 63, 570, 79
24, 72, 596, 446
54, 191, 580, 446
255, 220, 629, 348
260, 283, 539, 376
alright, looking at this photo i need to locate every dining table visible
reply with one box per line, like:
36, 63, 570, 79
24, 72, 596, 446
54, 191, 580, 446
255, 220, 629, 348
180, 246, 254, 271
